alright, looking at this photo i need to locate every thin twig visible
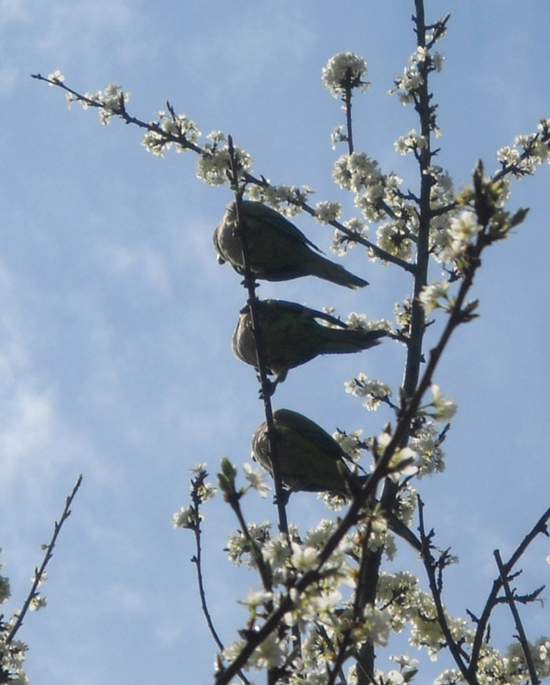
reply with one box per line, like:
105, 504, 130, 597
469, 506, 550, 672
418, 498, 475, 685
189, 473, 250, 684
494, 549, 540, 685
190, 487, 225, 652
343, 78, 354, 155
6, 475, 83, 643
225, 492, 273, 593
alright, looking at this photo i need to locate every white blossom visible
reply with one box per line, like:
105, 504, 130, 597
172, 506, 199, 529
322, 52, 369, 98
332, 152, 380, 193
29, 594, 47, 611
434, 669, 461, 685
243, 463, 271, 497
47, 70, 64, 85
388, 447, 419, 478
430, 384, 457, 422
252, 632, 288, 669
355, 606, 391, 647
432, 52, 444, 71
290, 543, 318, 572
240, 587, 273, 616
263, 534, 291, 572
330, 124, 347, 149
247, 183, 313, 213
314, 200, 341, 223
411, 421, 446, 476
345, 373, 392, 411
303, 520, 337, 549
195, 144, 250, 185
394, 130, 428, 156
333, 429, 363, 460
0, 574, 10, 604
418, 280, 451, 314
376, 222, 413, 261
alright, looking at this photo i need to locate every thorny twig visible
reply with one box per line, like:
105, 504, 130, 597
418, 497, 474, 684
494, 549, 540, 685
188, 470, 250, 685
469, 506, 550, 674
6, 475, 83, 643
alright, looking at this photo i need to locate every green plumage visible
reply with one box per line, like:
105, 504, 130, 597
233, 299, 386, 382
251, 408, 353, 495
213, 201, 368, 288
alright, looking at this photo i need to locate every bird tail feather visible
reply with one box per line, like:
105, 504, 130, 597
310, 255, 369, 289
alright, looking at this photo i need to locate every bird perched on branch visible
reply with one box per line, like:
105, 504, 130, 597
233, 299, 386, 383
251, 408, 356, 495
213, 200, 368, 288
252, 409, 423, 550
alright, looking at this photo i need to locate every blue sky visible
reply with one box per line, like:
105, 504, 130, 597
2, 1, 550, 683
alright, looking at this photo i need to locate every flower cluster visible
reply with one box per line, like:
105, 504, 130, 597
332, 153, 404, 217
331, 152, 418, 261
196, 139, 252, 185
322, 52, 370, 99
141, 110, 201, 157
332, 428, 364, 460
247, 183, 314, 215
47, 70, 64, 86
418, 281, 451, 315
331, 216, 368, 256
172, 463, 216, 530
496, 121, 550, 178
372, 430, 419, 481
218, 522, 401, 680
345, 373, 393, 411
394, 129, 428, 157
65, 78, 130, 125
390, 45, 444, 110
345, 312, 392, 334
376, 221, 414, 261
410, 421, 447, 476
439, 210, 481, 263
0, 555, 10, 605
0, 630, 28, 685
313, 200, 341, 224
425, 384, 457, 423
0, 552, 28, 685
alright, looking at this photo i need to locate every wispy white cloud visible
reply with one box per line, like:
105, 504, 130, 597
176, 0, 317, 92
0, 264, 112, 516
0, 66, 18, 94
0, 0, 30, 29
93, 239, 172, 296
34, 0, 134, 51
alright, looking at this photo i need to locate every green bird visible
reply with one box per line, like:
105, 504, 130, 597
252, 409, 423, 551
233, 299, 386, 383
251, 408, 355, 495
213, 201, 368, 289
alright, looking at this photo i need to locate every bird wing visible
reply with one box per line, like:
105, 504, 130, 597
274, 409, 346, 462
242, 202, 323, 253
264, 300, 347, 328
